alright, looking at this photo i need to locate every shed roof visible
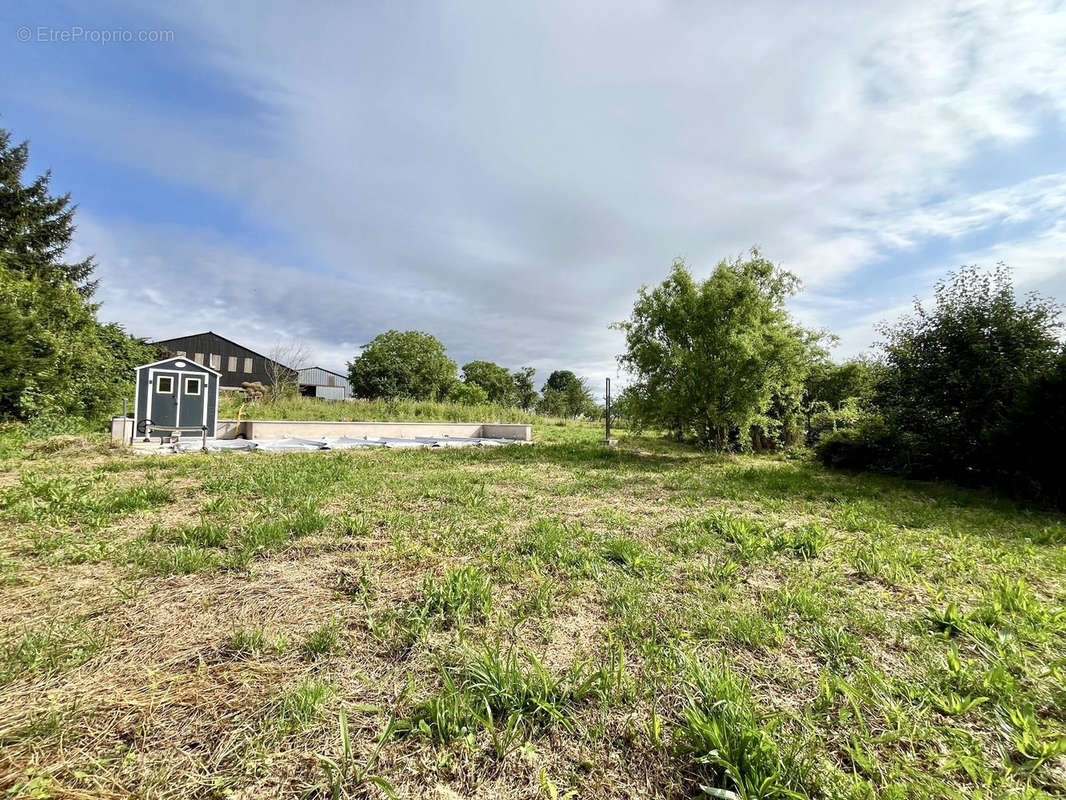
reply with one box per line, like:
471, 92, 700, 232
135, 355, 221, 376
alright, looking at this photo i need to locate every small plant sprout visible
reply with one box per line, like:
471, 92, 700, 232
314, 709, 397, 799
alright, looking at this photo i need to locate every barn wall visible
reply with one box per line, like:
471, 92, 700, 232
153, 333, 295, 388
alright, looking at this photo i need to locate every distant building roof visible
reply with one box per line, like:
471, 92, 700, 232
298, 366, 348, 379
150, 331, 290, 369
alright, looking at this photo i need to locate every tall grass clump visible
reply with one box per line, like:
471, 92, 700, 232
517, 518, 599, 577
421, 566, 493, 628
406, 644, 629, 745
675, 653, 811, 798
276, 679, 333, 732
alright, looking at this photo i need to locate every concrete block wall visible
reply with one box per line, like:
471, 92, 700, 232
117, 417, 532, 443
228, 420, 532, 441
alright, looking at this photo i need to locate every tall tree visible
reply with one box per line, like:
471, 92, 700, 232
538, 370, 595, 417
801, 357, 877, 444
614, 250, 814, 449
511, 366, 537, 411
461, 360, 516, 404
0, 128, 96, 294
348, 330, 457, 400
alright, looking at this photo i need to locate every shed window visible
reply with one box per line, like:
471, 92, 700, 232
243, 358, 252, 373
194, 353, 204, 364
209, 354, 221, 370
176, 351, 186, 357
184, 377, 202, 396
156, 376, 174, 394
227, 356, 237, 372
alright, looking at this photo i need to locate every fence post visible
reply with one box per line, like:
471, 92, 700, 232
604, 377, 612, 444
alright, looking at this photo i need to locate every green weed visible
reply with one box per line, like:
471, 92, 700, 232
276, 679, 332, 732
603, 535, 659, 577
1, 622, 105, 683
676, 653, 810, 799
302, 619, 342, 658
421, 565, 493, 628
313, 709, 397, 799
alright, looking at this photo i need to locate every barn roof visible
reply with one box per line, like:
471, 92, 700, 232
298, 366, 349, 379
149, 331, 290, 369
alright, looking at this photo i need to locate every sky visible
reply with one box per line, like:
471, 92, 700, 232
3, 1, 1066, 389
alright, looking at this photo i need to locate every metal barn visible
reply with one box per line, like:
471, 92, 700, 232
298, 366, 351, 400
134, 356, 220, 439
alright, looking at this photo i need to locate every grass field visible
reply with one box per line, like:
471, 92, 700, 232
1, 422, 1064, 799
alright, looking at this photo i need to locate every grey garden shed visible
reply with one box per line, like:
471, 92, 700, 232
134, 356, 220, 439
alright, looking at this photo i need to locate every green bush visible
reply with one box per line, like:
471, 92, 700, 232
873, 265, 1060, 482
445, 380, 489, 405
995, 348, 1066, 507
815, 414, 894, 471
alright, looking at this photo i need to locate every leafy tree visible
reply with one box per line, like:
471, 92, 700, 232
538, 370, 595, 417
0, 261, 151, 419
874, 264, 1061, 479
544, 370, 580, 394
614, 250, 815, 449
511, 366, 537, 411
348, 330, 457, 400
535, 387, 566, 417
461, 360, 516, 405
0, 128, 96, 294
446, 379, 489, 405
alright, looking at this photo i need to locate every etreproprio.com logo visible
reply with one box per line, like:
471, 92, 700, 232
16, 25, 175, 44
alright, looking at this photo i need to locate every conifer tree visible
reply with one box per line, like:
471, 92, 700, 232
0, 127, 97, 295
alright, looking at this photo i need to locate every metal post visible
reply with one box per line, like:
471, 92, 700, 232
604, 377, 612, 443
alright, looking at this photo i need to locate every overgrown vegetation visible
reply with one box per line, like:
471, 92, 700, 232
817, 265, 1065, 506
217, 393, 547, 424
615, 254, 1065, 508
345, 330, 592, 417
0, 423, 1062, 798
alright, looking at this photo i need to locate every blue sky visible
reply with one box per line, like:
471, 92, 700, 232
3, 1, 1066, 386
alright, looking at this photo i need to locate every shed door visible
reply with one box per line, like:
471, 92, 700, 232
179, 375, 206, 431
149, 371, 180, 428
